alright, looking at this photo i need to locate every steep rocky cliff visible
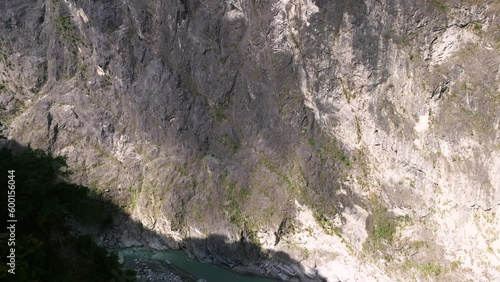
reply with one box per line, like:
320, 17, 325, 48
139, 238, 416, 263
1, 0, 499, 281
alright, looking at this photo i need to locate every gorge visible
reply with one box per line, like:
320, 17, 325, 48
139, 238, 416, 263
1, 0, 499, 281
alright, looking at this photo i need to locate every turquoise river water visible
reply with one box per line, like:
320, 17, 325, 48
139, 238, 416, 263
112, 247, 280, 282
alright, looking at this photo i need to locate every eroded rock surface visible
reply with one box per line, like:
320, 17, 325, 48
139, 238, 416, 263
1, 0, 499, 281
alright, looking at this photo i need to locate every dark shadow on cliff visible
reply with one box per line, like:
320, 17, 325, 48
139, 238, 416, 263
0, 140, 326, 282
0, 140, 136, 281
180, 233, 327, 282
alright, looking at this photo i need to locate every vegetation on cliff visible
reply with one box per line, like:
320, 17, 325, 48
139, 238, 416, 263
0, 147, 135, 281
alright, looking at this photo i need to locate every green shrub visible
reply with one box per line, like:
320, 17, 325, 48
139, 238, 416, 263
420, 262, 442, 276
364, 196, 398, 252
0, 147, 135, 281
430, 0, 447, 12
313, 211, 337, 235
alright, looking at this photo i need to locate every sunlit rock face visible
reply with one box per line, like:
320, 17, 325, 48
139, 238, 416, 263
1, 0, 499, 280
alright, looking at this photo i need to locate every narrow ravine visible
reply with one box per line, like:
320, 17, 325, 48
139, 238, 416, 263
112, 248, 280, 282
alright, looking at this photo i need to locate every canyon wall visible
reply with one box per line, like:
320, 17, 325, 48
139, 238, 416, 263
1, 0, 499, 280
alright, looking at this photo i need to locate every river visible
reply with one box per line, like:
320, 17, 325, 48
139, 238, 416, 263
112, 247, 280, 282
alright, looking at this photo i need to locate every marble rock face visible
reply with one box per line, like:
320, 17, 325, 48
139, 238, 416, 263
1, 0, 499, 281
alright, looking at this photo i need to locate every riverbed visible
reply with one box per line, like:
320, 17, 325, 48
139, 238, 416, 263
112, 247, 280, 282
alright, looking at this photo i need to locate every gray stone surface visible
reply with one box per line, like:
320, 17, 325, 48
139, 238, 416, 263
1, 0, 499, 281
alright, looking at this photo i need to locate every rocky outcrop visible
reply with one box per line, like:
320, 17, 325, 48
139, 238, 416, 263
291, 0, 500, 281
1, 0, 499, 281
